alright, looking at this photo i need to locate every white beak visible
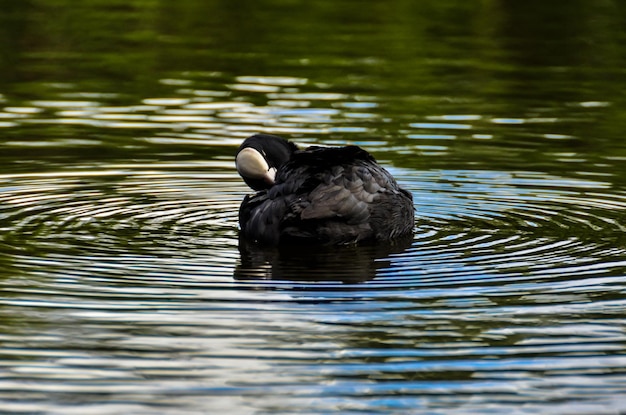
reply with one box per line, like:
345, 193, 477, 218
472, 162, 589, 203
236, 147, 277, 185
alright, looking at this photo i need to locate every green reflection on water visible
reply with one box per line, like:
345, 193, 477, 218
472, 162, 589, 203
1, 0, 626, 183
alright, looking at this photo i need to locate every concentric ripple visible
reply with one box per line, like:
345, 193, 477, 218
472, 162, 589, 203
2, 167, 624, 286
395, 170, 626, 287
1, 166, 626, 415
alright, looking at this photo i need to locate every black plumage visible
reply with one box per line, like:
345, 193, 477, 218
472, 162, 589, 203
236, 134, 414, 246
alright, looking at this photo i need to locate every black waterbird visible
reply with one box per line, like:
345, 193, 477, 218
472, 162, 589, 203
236, 134, 414, 246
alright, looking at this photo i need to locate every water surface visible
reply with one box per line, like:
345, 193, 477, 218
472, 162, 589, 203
1, 1, 626, 414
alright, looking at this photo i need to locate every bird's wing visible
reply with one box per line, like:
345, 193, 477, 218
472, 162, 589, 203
295, 164, 384, 225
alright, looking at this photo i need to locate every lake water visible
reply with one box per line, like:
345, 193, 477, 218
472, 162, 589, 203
1, 1, 626, 414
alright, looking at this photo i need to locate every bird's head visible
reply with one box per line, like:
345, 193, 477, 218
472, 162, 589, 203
235, 134, 297, 191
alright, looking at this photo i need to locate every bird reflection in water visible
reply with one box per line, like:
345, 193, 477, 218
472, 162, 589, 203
235, 235, 413, 283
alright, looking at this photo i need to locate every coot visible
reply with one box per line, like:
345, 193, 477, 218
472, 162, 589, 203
236, 134, 414, 245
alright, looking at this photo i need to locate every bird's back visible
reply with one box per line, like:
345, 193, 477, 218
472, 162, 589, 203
239, 146, 413, 245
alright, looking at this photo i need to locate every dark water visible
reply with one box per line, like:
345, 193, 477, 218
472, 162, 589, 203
2, 1, 626, 414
